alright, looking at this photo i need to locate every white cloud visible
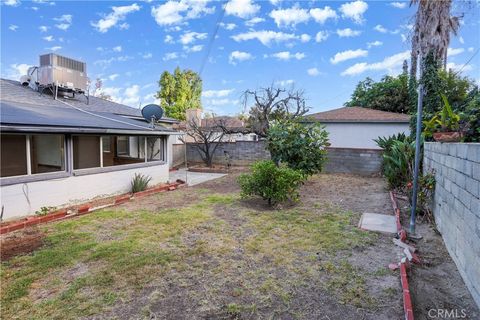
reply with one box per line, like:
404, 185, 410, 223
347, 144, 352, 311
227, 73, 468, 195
164, 35, 174, 44
374, 24, 388, 33
9, 25, 19, 31
163, 52, 179, 61
220, 22, 236, 30
229, 51, 254, 64
336, 28, 361, 37
267, 51, 305, 61
142, 52, 153, 59
202, 89, 234, 98
468, 47, 474, 53
39, 25, 49, 32
330, 49, 368, 64
91, 3, 140, 33
367, 40, 383, 48
94, 55, 133, 68
54, 14, 72, 31
310, 6, 337, 24
119, 22, 129, 30
4, 0, 20, 7
113, 45, 122, 52
179, 31, 207, 45
459, 36, 464, 44
341, 50, 409, 76
390, 2, 407, 9
245, 17, 264, 27
225, 0, 260, 19
300, 34, 311, 42
46, 46, 62, 51
270, 0, 281, 6
32, 0, 55, 4
232, 30, 300, 46
339, 0, 368, 24
6, 63, 30, 80
447, 47, 464, 57
275, 79, 294, 87
206, 98, 239, 106
122, 84, 141, 106
446, 62, 472, 72
152, 0, 214, 26
183, 44, 203, 53
307, 67, 320, 76
270, 6, 310, 28
108, 74, 119, 81
315, 31, 329, 43
42, 35, 54, 41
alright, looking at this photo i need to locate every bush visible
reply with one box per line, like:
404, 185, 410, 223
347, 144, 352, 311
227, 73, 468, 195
374, 133, 409, 152
381, 139, 415, 190
238, 160, 305, 206
131, 173, 152, 193
267, 120, 329, 176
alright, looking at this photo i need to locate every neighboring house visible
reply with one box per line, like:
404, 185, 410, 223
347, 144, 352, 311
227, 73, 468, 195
307, 107, 410, 149
0, 78, 179, 220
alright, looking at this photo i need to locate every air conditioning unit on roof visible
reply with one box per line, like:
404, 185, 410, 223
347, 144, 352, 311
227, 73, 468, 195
37, 53, 87, 93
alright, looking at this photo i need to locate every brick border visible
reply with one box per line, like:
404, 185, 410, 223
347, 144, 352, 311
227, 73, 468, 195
0, 180, 185, 235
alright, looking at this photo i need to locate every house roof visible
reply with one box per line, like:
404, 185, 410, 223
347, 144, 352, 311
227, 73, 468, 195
0, 79, 178, 123
307, 107, 410, 123
201, 116, 245, 129
0, 79, 176, 135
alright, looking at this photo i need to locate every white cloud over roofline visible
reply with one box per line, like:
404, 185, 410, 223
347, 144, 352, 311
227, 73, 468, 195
341, 50, 409, 76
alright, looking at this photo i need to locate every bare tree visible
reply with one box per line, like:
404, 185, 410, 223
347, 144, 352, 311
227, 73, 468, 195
240, 84, 310, 137
181, 118, 226, 167
410, 0, 461, 78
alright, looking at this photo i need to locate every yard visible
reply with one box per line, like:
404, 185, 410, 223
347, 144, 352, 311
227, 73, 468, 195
1, 172, 477, 319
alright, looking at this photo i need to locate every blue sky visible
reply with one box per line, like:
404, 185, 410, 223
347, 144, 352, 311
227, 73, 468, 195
1, 0, 479, 116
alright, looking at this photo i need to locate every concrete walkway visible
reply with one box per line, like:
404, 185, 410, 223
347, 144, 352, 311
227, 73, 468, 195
169, 168, 227, 186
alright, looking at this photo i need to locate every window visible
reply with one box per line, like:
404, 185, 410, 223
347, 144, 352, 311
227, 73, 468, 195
30, 135, 65, 174
102, 136, 111, 153
73, 135, 100, 169
103, 136, 145, 167
147, 137, 164, 162
1, 134, 27, 177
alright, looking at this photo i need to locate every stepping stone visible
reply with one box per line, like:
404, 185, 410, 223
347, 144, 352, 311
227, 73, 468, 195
358, 212, 397, 234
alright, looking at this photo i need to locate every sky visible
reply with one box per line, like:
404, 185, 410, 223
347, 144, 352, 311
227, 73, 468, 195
1, 0, 479, 116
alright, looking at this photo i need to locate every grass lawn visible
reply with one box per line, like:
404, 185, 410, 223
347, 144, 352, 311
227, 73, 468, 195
1, 173, 404, 319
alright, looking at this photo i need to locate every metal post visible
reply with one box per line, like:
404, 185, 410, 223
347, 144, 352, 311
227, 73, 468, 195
410, 60, 424, 234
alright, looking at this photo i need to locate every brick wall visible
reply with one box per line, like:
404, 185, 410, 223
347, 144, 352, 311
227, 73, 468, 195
424, 142, 480, 307
186, 142, 382, 175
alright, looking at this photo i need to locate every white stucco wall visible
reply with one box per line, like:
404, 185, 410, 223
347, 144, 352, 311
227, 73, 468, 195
324, 122, 410, 149
0, 163, 169, 220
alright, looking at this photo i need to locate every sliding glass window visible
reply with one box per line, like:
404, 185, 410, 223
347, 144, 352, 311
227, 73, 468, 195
30, 135, 65, 174
73, 136, 100, 170
1, 134, 28, 177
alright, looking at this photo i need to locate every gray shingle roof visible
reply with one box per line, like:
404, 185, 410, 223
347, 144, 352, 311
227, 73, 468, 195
0, 79, 177, 122
0, 79, 176, 134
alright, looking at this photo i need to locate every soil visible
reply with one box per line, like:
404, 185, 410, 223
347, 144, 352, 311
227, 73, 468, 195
397, 198, 480, 320
1, 227, 45, 260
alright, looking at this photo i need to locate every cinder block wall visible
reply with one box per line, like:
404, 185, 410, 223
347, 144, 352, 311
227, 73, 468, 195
324, 147, 382, 175
186, 142, 382, 175
424, 142, 480, 307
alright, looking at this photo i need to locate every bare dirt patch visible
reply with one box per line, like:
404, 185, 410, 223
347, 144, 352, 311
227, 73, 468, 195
1, 227, 45, 260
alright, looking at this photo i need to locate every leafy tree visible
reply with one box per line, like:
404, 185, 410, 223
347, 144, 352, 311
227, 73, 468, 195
238, 160, 305, 206
344, 66, 410, 114
156, 67, 202, 120
267, 121, 329, 176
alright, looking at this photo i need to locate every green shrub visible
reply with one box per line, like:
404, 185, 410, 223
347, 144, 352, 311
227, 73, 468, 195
238, 160, 305, 206
381, 139, 415, 190
374, 133, 409, 152
267, 120, 329, 176
131, 173, 152, 193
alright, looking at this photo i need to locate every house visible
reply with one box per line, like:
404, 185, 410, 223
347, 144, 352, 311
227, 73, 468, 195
307, 107, 411, 149
0, 78, 179, 220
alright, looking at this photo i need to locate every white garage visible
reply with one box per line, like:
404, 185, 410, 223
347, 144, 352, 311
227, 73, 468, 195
308, 107, 410, 149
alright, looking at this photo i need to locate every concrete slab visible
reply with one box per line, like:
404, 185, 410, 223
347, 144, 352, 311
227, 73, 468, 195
169, 168, 227, 186
359, 212, 397, 234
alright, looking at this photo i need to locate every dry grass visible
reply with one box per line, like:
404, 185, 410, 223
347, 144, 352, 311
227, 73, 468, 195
1, 174, 402, 320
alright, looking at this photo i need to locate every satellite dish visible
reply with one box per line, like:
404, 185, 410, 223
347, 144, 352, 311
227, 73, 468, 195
141, 104, 164, 126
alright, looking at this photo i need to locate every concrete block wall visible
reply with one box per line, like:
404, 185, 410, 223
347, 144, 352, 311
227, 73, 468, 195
424, 142, 480, 307
325, 147, 382, 175
186, 142, 382, 175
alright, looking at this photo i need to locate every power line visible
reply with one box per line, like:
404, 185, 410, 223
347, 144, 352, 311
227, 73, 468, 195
452, 47, 479, 76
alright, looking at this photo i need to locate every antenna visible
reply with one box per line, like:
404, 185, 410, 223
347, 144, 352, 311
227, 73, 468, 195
141, 104, 164, 128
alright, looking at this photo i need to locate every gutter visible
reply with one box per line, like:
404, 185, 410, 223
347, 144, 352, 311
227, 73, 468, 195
0, 125, 182, 135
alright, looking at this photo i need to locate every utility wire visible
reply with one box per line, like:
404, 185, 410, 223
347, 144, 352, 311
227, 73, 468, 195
452, 47, 479, 76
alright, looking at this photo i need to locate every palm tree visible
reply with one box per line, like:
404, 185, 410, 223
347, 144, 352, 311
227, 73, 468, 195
410, 0, 461, 79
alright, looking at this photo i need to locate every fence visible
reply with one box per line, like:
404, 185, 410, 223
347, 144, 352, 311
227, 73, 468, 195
424, 142, 480, 307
